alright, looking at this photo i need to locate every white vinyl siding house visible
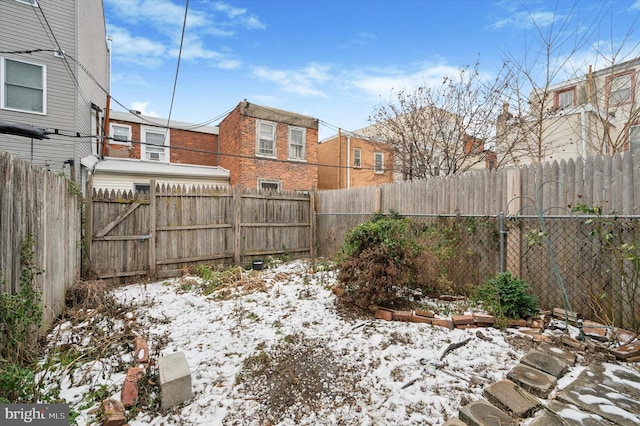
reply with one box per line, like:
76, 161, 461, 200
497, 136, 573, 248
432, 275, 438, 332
0, 0, 109, 188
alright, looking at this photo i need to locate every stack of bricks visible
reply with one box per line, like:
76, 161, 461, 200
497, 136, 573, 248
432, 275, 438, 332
101, 313, 151, 426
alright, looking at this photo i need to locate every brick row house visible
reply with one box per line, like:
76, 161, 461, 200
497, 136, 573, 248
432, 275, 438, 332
218, 101, 319, 192
91, 110, 229, 192
318, 131, 394, 190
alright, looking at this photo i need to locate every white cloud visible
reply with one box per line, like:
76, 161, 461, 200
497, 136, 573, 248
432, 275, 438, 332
131, 101, 160, 117
212, 1, 266, 29
217, 59, 242, 70
109, 25, 166, 67
489, 11, 558, 30
631, 0, 640, 10
251, 63, 331, 97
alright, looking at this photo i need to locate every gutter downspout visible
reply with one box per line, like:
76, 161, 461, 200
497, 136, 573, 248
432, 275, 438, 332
347, 136, 351, 189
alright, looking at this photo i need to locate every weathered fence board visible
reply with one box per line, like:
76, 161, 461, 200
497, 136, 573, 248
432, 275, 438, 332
0, 153, 80, 334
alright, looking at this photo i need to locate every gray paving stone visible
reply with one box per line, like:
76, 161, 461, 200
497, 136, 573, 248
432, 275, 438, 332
521, 349, 569, 378
556, 362, 640, 426
458, 398, 517, 426
506, 363, 557, 398
546, 400, 615, 425
537, 342, 576, 365
483, 379, 541, 418
158, 352, 193, 410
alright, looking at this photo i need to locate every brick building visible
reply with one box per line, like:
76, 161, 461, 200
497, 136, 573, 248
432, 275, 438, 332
318, 132, 394, 189
218, 101, 319, 192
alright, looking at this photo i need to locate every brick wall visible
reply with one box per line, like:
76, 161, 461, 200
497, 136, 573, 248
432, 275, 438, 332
108, 119, 218, 166
219, 104, 318, 191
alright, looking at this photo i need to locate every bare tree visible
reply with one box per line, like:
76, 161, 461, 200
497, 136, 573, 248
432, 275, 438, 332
496, 2, 640, 165
368, 61, 508, 179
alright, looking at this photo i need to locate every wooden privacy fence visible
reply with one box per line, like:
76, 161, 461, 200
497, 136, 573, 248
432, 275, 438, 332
316, 152, 640, 257
87, 179, 313, 279
315, 152, 640, 329
0, 152, 81, 333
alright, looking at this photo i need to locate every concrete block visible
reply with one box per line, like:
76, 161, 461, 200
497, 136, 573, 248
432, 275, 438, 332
483, 379, 541, 418
158, 352, 192, 410
521, 349, 569, 378
506, 363, 557, 398
458, 398, 517, 426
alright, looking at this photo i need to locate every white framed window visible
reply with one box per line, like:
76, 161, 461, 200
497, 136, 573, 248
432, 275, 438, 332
288, 126, 306, 160
1, 57, 46, 114
256, 120, 276, 157
141, 126, 169, 162
353, 148, 362, 168
608, 72, 634, 106
630, 124, 640, 154
555, 87, 575, 109
374, 152, 384, 174
258, 178, 281, 192
109, 123, 131, 145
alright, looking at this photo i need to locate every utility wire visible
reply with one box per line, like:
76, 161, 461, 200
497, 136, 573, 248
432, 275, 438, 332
165, 0, 189, 135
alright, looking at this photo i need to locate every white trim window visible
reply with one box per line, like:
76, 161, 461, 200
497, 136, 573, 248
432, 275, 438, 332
258, 178, 281, 192
630, 124, 640, 154
374, 152, 384, 174
288, 126, 306, 160
257, 120, 276, 157
555, 87, 575, 109
1, 57, 46, 114
109, 123, 132, 145
141, 126, 169, 162
353, 148, 362, 168
608, 72, 633, 106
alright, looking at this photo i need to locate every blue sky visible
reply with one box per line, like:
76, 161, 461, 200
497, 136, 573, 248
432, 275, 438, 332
105, 0, 640, 139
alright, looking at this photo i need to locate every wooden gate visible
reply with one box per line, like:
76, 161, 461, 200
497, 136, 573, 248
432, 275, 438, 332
86, 179, 313, 280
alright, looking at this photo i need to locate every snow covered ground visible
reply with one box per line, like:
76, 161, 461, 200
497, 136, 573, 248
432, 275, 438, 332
46, 259, 544, 425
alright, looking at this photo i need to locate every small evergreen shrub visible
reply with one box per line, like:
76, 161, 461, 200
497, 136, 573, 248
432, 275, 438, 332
472, 272, 539, 319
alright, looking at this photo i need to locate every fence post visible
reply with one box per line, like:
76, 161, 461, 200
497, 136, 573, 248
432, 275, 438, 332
148, 179, 156, 279
84, 175, 93, 274
310, 190, 316, 258
233, 185, 242, 265
506, 168, 522, 276
499, 212, 505, 273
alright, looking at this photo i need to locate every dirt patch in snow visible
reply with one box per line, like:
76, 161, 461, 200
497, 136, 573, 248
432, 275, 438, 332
229, 332, 367, 425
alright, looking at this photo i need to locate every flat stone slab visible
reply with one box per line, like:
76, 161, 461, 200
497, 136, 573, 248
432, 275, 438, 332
556, 363, 640, 426
521, 349, 570, 378
529, 401, 612, 425
537, 342, 576, 366
158, 352, 193, 410
506, 363, 557, 398
458, 398, 517, 426
483, 379, 541, 418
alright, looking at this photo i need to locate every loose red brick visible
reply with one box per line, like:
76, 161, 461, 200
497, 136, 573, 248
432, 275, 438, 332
374, 309, 392, 321
101, 400, 126, 426
431, 318, 454, 330
452, 315, 475, 325
455, 324, 477, 330
121, 367, 143, 408
134, 338, 150, 364
610, 341, 640, 360
583, 320, 608, 339
473, 314, 495, 325
506, 319, 528, 328
411, 315, 432, 324
392, 310, 413, 322
414, 309, 435, 318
